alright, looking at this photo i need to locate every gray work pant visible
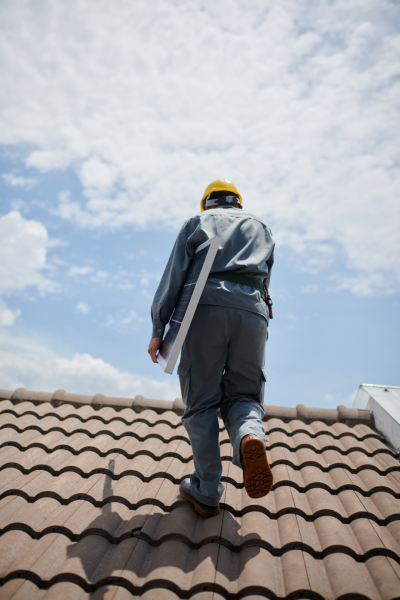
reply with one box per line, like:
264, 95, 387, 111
178, 304, 268, 507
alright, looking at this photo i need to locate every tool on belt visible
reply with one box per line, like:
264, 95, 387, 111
208, 272, 273, 319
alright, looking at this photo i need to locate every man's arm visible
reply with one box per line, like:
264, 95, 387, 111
150, 217, 202, 340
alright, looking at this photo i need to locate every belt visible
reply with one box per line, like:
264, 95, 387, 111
208, 271, 267, 303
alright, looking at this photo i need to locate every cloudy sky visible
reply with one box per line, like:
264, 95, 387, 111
0, 0, 399, 407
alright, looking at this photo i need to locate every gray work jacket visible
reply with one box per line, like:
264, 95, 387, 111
151, 206, 275, 338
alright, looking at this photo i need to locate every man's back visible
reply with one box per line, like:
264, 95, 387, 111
195, 206, 274, 275
196, 206, 274, 320
151, 205, 274, 338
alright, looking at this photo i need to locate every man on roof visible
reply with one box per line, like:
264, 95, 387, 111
148, 178, 275, 517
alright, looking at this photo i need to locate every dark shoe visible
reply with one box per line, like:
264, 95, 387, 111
179, 478, 220, 517
242, 434, 273, 498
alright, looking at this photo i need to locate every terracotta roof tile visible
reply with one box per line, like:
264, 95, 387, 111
0, 394, 399, 598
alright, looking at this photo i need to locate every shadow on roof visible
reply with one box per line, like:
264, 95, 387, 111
65, 459, 260, 598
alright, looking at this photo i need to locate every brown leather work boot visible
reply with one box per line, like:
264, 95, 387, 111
241, 434, 273, 498
179, 478, 220, 517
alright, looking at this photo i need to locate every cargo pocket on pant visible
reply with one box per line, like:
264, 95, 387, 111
177, 360, 192, 406
255, 368, 267, 405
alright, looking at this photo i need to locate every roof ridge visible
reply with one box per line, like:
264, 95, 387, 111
0, 387, 373, 426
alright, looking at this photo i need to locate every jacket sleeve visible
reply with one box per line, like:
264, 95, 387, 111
151, 217, 202, 338
262, 225, 275, 291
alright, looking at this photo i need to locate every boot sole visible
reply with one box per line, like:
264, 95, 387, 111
242, 435, 273, 498
179, 486, 220, 517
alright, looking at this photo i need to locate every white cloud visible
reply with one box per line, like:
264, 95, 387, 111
10, 199, 28, 212
117, 282, 135, 290
89, 270, 109, 283
111, 270, 137, 290
69, 266, 132, 288
0, 331, 180, 400
1, 172, 37, 189
0, 298, 20, 326
127, 249, 148, 261
47, 238, 68, 249
75, 302, 90, 313
0, 211, 56, 325
68, 266, 93, 277
94, 270, 108, 279
0, 211, 55, 294
332, 272, 395, 297
0, 1, 399, 293
120, 311, 145, 324
106, 310, 147, 329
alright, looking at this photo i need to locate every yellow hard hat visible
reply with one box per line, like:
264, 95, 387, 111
200, 178, 242, 212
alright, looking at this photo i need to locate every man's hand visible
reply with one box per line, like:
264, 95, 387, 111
148, 337, 162, 363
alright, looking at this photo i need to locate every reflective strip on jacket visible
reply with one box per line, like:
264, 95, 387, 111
151, 206, 275, 338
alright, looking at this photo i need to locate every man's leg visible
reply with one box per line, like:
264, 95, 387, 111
179, 305, 230, 507
219, 309, 268, 469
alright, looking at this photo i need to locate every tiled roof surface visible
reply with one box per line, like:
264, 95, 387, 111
0, 390, 399, 599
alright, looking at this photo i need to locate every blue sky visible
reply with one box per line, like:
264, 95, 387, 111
0, 0, 399, 408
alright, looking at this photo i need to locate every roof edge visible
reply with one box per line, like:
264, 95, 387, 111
353, 384, 400, 452
360, 383, 400, 390
0, 387, 373, 426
